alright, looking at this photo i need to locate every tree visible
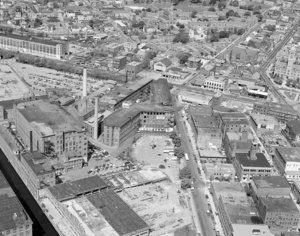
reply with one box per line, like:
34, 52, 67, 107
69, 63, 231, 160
230, 0, 239, 7
146, 7, 151, 12
209, 0, 217, 5
179, 166, 192, 179
159, 164, 166, 169
218, 2, 226, 10
244, 11, 251, 17
256, 14, 263, 22
175, 147, 185, 159
173, 31, 189, 44
218, 15, 226, 21
34, 18, 43, 28
208, 7, 216, 12
210, 33, 219, 42
176, 52, 191, 64
237, 28, 245, 35
219, 30, 229, 38
191, 10, 197, 18
181, 178, 191, 189
266, 25, 276, 32
226, 10, 235, 18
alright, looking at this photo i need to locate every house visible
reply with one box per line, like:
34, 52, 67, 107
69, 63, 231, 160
103, 22, 114, 32
153, 58, 172, 72
189, 27, 207, 41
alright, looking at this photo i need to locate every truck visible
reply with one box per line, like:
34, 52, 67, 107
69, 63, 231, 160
184, 153, 189, 161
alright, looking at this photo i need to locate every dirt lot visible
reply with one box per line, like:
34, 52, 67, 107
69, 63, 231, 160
132, 135, 183, 183
0, 63, 29, 101
119, 182, 192, 236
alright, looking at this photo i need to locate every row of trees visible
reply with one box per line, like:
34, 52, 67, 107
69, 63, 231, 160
209, 28, 245, 42
179, 166, 192, 189
173, 31, 189, 44
170, 132, 185, 160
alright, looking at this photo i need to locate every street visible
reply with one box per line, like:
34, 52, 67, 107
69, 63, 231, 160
173, 95, 216, 236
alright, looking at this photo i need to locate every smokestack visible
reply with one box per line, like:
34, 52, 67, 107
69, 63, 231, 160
82, 68, 87, 98
94, 97, 99, 140
249, 142, 259, 160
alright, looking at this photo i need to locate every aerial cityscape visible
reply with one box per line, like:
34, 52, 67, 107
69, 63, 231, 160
0, 0, 300, 236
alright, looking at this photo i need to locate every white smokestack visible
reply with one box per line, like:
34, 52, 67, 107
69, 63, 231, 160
94, 97, 99, 140
82, 68, 87, 98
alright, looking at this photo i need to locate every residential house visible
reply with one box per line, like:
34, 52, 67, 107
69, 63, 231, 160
153, 58, 172, 72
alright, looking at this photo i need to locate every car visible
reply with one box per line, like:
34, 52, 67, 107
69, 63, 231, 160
88, 170, 93, 174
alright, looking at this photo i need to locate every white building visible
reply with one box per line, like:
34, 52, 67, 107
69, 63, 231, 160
203, 75, 228, 92
153, 58, 172, 72
189, 27, 207, 41
274, 147, 300, 182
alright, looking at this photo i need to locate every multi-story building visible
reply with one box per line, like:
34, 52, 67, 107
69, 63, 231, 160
250, 114, 280, 133
112, 56, 127, 71
250, 176, 291, 200
0, 33, 68, 60
102, 104, 174, 147
0, 171, 33, 236
13, 100, 88, 164
187, 57, 202, 69
190, 113, 222, 150
274, 44, 300, 80
211, 182, 273, 236
217, 112, 250, 135
204, 163, 236, 181
257, 197, 300, 231
126, 61, 144, 79
253, 102, 298, 123
202, 75, 228, 92
274, 147, 300, 182
234, 142, 272, 182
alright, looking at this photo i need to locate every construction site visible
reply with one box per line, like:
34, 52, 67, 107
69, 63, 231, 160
0, 63, 30, 100
119, 182, 192, 236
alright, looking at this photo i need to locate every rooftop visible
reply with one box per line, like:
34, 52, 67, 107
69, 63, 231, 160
262, 197, 299, 213
151, 78, 172, 106
22, 151, 54, 176
17, 100, 83, 136
236, 153, 271, 168
191, 114, 219, 129
251, 114, 278, 125
276, 147, 300, 162
255, 102, 298, 115
232, 224, 274, 236
48, 175, 108, 202
0, 171, 32, 232
252, 176, 290, 189
103, 104, 174, 127
87, 190, 149, 236
0, 33, 61, 46
286, 119, 300, 135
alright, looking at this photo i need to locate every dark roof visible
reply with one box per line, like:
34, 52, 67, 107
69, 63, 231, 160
103, 104, 174, 127
252, 176, 290, 189
87, 190, 149, 236
191, 114, 218, 128
0, 171, 32, 232
261, 197, 299, 213
49, 175, 108, 201
236, 153, 271, 168
0, 95, 48, 110
22, 151, 54, 176
151, 78, 172, 106
158, 58, 172, 67
0, 33, 62, 46
287, 119, 300, 135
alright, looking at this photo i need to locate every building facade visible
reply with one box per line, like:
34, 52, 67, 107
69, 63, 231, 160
202, 75, 228, 92
0, 33, 68, 60
253, 102, 298, 123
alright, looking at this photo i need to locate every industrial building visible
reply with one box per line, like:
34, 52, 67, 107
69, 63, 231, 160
0, 171, 33, 236
0, 33, 68, 59
13, 100, 88, 167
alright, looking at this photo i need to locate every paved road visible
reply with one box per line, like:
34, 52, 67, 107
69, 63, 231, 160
173, 95, 215, 236
259, 19, 299, 104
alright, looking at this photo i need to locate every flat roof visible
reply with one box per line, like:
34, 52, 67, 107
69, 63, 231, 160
0, 171, 32, 232
236, 153, 271, 168
87, 190, 149, 236
232, 224, 273, 236
49, 175, 108, 202
0, 33, 61, 46
103, 104, 174, 127
22, 151, 55, 176
251, 114, 278, 124
17, 100, 83, 136
151, 78, 172, 106
191, 114, 219, 128
262, 197, 299, 213
276, 147, 300, 162
252, 176, 290, 189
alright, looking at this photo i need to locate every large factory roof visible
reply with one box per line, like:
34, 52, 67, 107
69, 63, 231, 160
0, 33, 61, 46
17, 100, 83, 136
87, 190, 150, 236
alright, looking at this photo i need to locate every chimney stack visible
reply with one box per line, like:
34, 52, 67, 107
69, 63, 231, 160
94, 97, 99, 140
82, 68, 87, 98
249, 142, 259, 160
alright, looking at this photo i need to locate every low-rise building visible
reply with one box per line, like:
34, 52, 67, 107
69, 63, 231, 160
187, 57, 202, 69
126, 61, 144, 79
250, 114, 280, 133
250, 176, 291, 200
153, 58, 172, 72
257, 197, 300, 231
203, 75, 228, 92
204, 163, 236, 181
0, 171, 33, 236
218, 112, 250, 134
253, 102, 298, 123
274, 147, 300, 182
234, 142, 272, 182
